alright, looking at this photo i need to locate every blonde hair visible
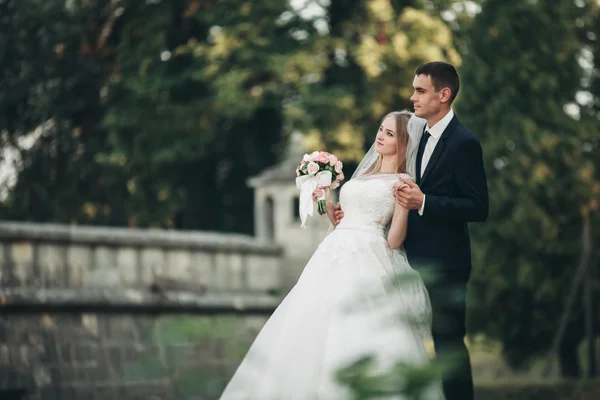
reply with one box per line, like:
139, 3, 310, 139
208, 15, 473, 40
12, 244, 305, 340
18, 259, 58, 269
363, 110, 411, 176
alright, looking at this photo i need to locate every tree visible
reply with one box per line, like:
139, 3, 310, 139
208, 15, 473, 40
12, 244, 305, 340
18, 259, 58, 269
456, 0, 600, 376
0, 0, 130, 225
100, 0, 323, 232
577, 0, 600, 377
0, 0, 320, 233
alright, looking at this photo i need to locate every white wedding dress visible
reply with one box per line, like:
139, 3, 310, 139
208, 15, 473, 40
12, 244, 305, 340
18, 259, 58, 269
219, 173, 443, 400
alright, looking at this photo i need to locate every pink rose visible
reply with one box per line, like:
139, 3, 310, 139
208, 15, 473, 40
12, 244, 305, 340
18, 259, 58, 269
328, 154, 338, 166
315, 152, 330, 163
296, 165, 301, 176
330, 181, 340, 189
307, 161, 320, 175
334, 160, 343, 174
336, 171, 345, 182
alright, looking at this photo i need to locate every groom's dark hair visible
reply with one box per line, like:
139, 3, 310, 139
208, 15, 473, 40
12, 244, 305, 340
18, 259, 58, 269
415, 61, 460, 103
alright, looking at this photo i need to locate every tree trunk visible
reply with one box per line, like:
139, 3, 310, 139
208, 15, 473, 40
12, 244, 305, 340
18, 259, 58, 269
559, 337, 582, 378
582, 213, 596, 377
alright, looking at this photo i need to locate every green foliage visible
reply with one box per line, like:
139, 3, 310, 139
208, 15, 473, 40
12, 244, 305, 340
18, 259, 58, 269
0, 0, 126, 225
122, 316, 253, 398
336, 354, 455, 400
101, 0, 323, 232
457, 0, 600, 372
0, 0, 312, 232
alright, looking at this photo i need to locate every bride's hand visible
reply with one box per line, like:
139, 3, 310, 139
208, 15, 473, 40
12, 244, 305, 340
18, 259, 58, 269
313, 186, 335, 205
313, 187, 339, 225
316, 187, 339, 225
322, 186, 336, 209
392, 179, 409, 201
333, 204, 343, 226
312, 188, 325, 203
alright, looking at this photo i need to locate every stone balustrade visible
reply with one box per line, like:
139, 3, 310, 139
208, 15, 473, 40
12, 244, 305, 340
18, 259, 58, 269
0, 221, 284, 294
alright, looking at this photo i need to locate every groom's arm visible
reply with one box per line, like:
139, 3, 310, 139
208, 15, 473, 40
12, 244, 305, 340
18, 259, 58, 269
422, 137, 489, 222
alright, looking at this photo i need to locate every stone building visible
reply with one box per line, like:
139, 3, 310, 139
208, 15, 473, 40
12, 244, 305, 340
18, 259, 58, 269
247, 132, 331, 289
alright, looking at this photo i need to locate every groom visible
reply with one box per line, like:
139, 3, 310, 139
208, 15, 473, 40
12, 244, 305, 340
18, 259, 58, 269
395, 61, 488, 400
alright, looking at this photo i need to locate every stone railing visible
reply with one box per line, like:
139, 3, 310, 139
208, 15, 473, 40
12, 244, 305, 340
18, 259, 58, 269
0, 221, 284, 294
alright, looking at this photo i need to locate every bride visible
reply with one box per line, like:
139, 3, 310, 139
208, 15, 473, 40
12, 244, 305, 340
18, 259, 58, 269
218, 111, 444, 399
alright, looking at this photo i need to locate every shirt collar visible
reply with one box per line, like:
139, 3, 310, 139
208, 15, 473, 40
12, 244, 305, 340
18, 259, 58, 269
426, 109, 454, 140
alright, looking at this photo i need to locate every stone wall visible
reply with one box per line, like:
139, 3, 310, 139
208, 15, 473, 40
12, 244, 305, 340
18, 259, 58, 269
0, 221, 284, 400
0, 293, 276, 400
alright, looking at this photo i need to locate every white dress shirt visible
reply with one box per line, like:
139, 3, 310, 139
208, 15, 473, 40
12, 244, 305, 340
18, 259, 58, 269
419, 109, 454, 215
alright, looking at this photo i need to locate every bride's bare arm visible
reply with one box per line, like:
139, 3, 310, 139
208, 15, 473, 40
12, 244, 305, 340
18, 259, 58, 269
388, 201, 409, 249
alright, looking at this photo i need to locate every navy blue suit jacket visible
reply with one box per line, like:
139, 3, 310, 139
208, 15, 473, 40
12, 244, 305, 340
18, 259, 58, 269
403, 115, 489, 281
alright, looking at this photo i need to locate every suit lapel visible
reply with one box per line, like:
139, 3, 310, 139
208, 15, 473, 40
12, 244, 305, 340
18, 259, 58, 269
420, 115, 458, 186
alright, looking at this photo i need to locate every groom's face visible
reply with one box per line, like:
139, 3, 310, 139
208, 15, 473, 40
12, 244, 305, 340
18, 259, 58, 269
411, 74, 442, 119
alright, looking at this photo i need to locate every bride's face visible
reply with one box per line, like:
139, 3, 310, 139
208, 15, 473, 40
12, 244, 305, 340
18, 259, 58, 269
375, 116, 397, 156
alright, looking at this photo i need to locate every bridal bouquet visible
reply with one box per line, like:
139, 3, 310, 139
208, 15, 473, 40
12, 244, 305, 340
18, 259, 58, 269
295, 151, 344, 227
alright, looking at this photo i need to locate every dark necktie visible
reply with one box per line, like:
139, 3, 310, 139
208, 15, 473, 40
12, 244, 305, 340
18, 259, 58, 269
416, 130, 431, 183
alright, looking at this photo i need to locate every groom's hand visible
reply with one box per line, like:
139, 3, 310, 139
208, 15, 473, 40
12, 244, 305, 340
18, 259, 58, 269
396, 180, 425, 210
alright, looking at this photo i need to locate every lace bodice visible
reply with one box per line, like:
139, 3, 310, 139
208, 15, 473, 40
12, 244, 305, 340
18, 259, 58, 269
337, 173, 409, 233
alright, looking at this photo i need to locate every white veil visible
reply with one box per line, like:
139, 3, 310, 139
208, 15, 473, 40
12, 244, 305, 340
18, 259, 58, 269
324, 112, 427, 236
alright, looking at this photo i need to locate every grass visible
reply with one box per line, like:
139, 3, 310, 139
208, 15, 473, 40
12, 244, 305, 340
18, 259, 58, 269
475, 380, 600, 400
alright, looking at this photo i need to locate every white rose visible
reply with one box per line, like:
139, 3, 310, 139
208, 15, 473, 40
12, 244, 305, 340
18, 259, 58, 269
307, 161, 320, 175
328, 154, 338, 166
